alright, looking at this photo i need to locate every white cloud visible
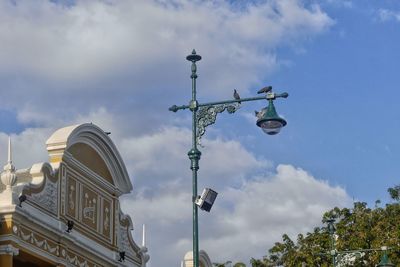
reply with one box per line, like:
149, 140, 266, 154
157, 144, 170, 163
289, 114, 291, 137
122, 162, 351, 266
0, 0, 333, 128
0, 1, 339, 266
0, 1, 332, 80
201, 164, 351, 263
0, 127, 53, 169
118, 126, 270, 195
325, 0, 353, 9
116, 123, 350, 266
0, 115, 351, 267
378, 8, 400, 22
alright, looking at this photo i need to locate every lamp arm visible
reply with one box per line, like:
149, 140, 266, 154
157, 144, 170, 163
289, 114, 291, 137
169, 92, 289, 112
169, 95, 267, 112
170, 92, 289, 145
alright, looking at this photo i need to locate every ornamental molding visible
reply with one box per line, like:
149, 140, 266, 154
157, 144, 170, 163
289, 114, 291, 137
22, 162, 59, 216
197, 103, 240, 146
29, 177, 58, 215
46, 123, 133, 195
118, 212, 147, 265
0, 244, 19, 256
14, 224, 105, 267
65, 251, 100, 267
9, 207, 119, 266
18, 225, 60, 257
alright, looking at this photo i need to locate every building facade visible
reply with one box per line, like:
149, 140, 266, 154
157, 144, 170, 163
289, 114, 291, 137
0, 123, 149, 267
183, 250, 213, 267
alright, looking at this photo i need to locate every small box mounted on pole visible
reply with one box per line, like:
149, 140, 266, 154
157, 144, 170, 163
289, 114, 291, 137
195, 188, 218, 212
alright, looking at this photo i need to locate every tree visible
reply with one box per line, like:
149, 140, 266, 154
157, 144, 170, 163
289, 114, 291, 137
214, 261, 247, 267
252, 188, 400, 266
388, 185, 400, 202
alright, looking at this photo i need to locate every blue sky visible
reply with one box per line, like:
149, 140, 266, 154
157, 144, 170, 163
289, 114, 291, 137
0, 0, 400, 266
271, 0, 400, 204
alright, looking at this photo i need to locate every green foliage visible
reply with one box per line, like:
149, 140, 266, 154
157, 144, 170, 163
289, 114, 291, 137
213, 262, 247, 267
213, 263, 231, 267
252, 188, 400, 266
388, 185, 400, 202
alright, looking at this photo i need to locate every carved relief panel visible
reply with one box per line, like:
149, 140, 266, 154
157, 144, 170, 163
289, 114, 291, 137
101, 198, 112, 239
66, 176, 78, 219
81, 185, 99, 231
64, 170, 115, 246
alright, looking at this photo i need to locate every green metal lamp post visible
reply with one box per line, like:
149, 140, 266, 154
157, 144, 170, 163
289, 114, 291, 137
324, 219, 395, 267
327, 219, 337, 267
169, 49, 288, 267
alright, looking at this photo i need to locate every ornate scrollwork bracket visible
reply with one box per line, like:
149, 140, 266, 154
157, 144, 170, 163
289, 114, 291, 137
196, 102, 240, 146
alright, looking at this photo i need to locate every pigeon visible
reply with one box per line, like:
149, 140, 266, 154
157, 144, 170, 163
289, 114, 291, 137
257, 86, 272, 94
233, 89, 241, 104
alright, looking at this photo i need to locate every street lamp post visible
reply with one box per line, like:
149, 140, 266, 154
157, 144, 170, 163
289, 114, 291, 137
324, 219, 395, 267
169, 49, 288, 267
327, 219, 337, 267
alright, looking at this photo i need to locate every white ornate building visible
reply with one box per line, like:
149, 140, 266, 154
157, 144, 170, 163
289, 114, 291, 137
182, 250, 213, 267
0, 123, 149, 267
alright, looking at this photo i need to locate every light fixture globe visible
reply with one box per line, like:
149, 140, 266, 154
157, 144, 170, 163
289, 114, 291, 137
256, 100, 287, 135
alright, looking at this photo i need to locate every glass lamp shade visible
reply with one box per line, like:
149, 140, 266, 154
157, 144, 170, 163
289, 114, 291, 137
256, 100, 287, 135
258, 120, 284, 135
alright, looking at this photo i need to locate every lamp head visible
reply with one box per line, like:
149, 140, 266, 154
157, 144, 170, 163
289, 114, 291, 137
256, 100, 287, 135
377, 250, 395, 267
186, 49, 202, 62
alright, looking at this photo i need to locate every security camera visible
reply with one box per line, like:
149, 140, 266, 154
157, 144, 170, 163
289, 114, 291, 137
195, 188, 218, 212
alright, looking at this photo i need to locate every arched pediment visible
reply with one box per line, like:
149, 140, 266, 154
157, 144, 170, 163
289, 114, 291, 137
68, 142, 113, 184
46, 123, 132, 195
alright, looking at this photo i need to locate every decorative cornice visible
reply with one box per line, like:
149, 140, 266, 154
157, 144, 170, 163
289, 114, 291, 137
11, 223, 115, 267
0, 244, 19, 256
13, 206, 116, 264
118, 212, 144, 265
